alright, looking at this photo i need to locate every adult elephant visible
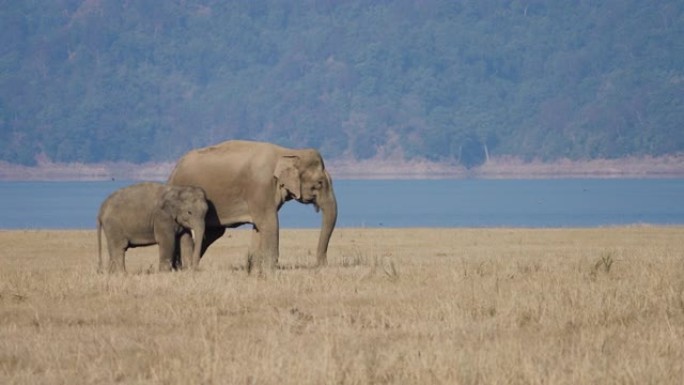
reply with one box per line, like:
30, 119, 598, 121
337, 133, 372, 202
167, 140, 337, 273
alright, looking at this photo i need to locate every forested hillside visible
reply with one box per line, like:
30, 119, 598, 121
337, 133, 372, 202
1, 0, 683, 167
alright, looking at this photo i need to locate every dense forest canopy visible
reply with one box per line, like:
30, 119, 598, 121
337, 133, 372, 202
1, 0, 683, 167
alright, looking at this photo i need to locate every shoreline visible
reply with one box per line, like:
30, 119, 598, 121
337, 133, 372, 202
0, 154, 683, 181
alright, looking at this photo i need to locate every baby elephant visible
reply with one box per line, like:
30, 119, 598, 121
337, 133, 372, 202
97, 182, 208, 273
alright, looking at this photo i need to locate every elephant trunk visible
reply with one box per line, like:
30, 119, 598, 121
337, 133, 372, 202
316, 171, 337, 266
189, 221, 205, 269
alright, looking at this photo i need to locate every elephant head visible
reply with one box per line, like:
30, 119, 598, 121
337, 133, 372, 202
159, 186, 208, 267
274, 149, 338, 265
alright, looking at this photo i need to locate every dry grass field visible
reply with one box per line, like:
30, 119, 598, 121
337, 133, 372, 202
1, 227, 683, 384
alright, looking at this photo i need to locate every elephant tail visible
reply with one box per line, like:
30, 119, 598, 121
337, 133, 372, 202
96, 218, 103, 273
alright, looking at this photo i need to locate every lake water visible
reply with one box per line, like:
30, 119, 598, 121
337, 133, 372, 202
0, 179, 683, 229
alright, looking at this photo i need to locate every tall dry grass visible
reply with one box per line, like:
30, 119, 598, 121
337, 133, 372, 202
1, 227, 683, 384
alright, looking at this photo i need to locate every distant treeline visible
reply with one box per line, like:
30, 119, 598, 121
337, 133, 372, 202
1, 0, 683, 166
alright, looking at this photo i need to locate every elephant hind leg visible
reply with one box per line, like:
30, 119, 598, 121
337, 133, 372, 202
106, 239, 128, 273
246, 219, 278, 275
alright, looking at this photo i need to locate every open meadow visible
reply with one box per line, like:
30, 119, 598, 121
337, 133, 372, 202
1, 227, 683, 384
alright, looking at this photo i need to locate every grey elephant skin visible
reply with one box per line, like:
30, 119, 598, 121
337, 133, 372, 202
97, 182, 208, 273
168, 140, 338, 273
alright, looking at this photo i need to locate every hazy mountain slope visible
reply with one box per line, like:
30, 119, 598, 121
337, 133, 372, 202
1, 0, 682, 166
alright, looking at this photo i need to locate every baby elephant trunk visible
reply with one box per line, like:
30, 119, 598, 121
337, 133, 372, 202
188, 220, 205, 269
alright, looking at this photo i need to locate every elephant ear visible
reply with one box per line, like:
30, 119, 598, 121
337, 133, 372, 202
159, 188, 180, 221
274, 155, 301, 199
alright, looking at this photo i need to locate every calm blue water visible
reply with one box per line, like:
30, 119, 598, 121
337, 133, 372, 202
0, 179, 682, 229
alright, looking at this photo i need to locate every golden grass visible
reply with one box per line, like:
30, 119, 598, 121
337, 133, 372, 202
1, 227, 683, 384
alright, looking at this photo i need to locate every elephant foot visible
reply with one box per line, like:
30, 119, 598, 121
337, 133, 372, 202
108, 261, 126, 274
158, 262, 174, 273
246, 252, 279, 275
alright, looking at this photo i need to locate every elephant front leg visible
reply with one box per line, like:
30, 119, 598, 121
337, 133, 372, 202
246, 228, 256, 274
157, 236, 175, 272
